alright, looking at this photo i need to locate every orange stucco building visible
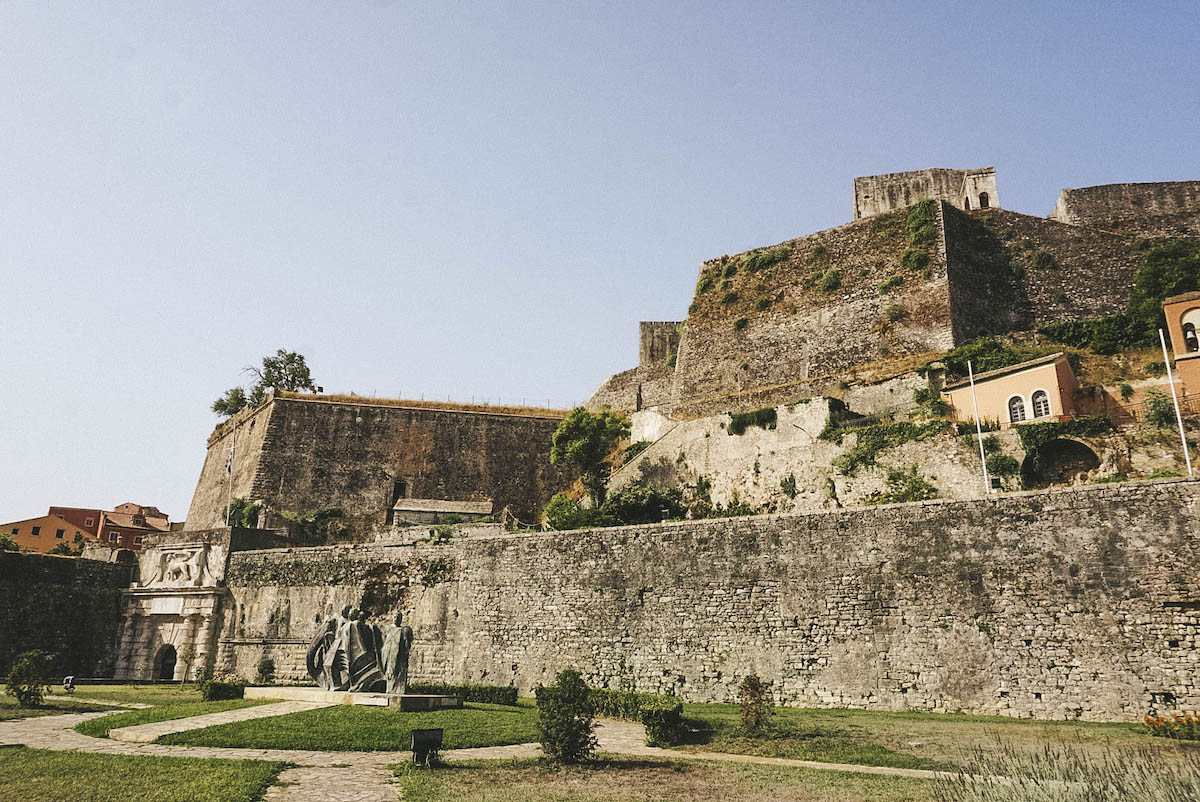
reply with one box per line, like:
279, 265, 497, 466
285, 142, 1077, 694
942, 353, 1079, 427
4, 514, 92, 553
1162, 291, 1200, 396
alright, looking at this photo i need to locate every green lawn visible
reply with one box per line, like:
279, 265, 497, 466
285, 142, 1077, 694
74, 699, 275, 738
675, 703, 1200, 770
162, 702, 539, 751
46, 683, 203, 706
395, 756, 936, 802
0, 694, 112, 721
0, 746, 286, 802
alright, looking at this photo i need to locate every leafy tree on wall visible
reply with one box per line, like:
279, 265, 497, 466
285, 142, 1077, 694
550, 407, 630, 505
0, 534, 18, 552
212, 350, 319, 418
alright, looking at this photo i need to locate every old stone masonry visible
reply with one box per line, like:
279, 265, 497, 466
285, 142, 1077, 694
103, 479, 1200, 723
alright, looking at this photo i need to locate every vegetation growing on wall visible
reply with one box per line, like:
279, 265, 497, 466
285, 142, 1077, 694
906, 200, 938, 248
223, 498, 262, 529
279, 506, 347, 545
551, 407, 630, 505
1041, 240, 1200, 353
827, 421, 949, 475
213, 349, 318, 417
543, 483, 686, 531
739, 245, 789, 273
935, 337, 1066, 381
727, 407, 777, 435
866, 465, 938, 505
1015, 414, 1113, 452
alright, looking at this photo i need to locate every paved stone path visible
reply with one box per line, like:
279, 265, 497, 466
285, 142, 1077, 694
0, 709, 954, 801
109, 700, 336, 743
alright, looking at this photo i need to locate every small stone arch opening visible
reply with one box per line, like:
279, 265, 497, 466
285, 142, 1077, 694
1021, 438, 1100, 488
978, 192, 990, 209
964, 196, 971, 210
154, 644, 177, 681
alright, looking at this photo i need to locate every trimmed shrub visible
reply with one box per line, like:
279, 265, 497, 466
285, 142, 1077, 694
201, 679, 245, 701
5, 650, 54, 708
738, 674, 773, 736
255, 657, 275, 685
589, 688, 683, 746
639, 697, 684, 746
409, 683, 519, 706
536, 669, 596, 763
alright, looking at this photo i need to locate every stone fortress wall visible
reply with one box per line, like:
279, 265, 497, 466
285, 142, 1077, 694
0, 552, 129, 676
1050, 181, 1200, 238
589, 169, 1197, 419
186, 394, 573, 535
853, 166, 997, 220
212, 479, 1200, 722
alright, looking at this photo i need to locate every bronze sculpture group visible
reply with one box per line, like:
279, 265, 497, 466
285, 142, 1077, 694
306, 605, 414, 694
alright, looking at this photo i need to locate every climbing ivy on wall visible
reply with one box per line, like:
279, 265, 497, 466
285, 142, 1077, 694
727, 407, 777, 435
829, 421, 950, 476
1014, 415, 1114, 453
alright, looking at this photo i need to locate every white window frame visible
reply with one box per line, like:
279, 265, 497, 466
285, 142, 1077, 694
1030, 388, 1052, 419
1008, 395, 1027, 423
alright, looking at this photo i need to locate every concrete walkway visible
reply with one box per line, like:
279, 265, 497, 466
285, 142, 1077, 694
109, 700, 336, 743
0, 709, 954, 801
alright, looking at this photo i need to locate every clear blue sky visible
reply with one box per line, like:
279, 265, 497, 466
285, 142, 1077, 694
2, 1, 1197, 522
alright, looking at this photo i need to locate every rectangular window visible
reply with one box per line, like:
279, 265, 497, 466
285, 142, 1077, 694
85, 518, 94, 526
109, 532, 118, 543
31, 526, 40, 536
134, 536, 144, 544
9, 528, 16, 536
55, 529, 64, 539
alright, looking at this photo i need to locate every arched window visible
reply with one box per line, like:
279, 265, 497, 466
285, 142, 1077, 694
1184, 322, 1198, 353
1031, 390, 1051, 418
978, 192, 990, 209
964, 196, 971, 210
1008, 396, 1027, 423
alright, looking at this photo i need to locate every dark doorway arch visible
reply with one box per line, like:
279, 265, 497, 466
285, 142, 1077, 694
154, 644, 177, 681
964, 196, 971, 210
978, 192, 990, 209
115, 549, 138, 582
1021, 438, 1100, 488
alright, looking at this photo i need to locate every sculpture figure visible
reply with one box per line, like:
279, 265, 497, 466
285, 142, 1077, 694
306, 605, 350, 690
377, 612, 415, 694
306, 606, 407, 693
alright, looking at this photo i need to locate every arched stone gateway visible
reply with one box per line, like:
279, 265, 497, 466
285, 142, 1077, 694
1021, 438, 1101, 488
154, 644, 177, 680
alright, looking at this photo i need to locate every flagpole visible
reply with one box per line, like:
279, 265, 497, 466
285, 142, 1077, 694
225, 424, 237, 525
968, 360, 992, 493
1159, 329, 1193, 477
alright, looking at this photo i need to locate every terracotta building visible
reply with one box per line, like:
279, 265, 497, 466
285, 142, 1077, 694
4, 514, 93, 554
2, 502, 172, 554
942, 353, 1079, 427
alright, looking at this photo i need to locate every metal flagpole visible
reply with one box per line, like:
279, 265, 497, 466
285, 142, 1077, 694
1159, 329, 1193, 477
225, 424, 237, 524
968, 360, 992, 493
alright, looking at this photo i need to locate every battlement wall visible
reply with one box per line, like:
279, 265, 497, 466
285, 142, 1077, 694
221, 479, 1200, 721
1050, 181, 1200, 238
185, 395, 571, 534
854, 167, 996, 220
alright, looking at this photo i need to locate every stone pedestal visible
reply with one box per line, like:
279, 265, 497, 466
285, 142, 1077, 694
243, 685, 462, 711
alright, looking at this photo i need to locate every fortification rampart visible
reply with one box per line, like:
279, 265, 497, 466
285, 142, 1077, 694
1050, 181, 1200, 238
218, 479, 1200, 721
0, 553, 128, 676
186, 394, 572, 534
853, 167, 996, 220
